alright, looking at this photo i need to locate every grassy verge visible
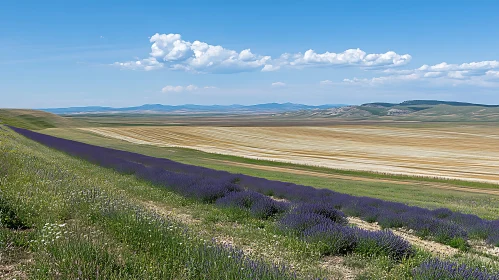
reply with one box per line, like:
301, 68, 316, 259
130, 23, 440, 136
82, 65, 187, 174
0, 127, 302, 279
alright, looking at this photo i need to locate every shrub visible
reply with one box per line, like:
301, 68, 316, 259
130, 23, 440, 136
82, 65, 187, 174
354, 229, 414, 260
292, 203, 348, 225
487, 233, 499, 247
432, 208, 453, 219
216, 191, 265, 209
250, 198, 289, 219
302, 223, 356, 255
278, 213, 333, 234
358, 206, 381, 223
216, 191, 289, 219
187, 180, 242, 203
377, 212, 406, 229
412, 259, 499, 280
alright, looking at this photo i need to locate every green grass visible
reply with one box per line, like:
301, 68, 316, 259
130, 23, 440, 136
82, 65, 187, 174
42, 127, 499, 220
0, 109, 87, 130
395, 105, 499, 122
3, 126, 499, 279
0, 125, 329, 278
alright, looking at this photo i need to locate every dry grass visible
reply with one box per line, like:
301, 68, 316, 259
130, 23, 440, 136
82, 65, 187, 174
81, 125, 499, 184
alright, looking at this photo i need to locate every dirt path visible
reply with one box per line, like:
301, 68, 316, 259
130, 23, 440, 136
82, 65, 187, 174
0, 252, 30, 280
138, 195, 499, 279
209, 159, 499, 196
348, 218, 499, 261
348, 217, 459, 257
320, 256, 357, 280
138, 199, 357, 279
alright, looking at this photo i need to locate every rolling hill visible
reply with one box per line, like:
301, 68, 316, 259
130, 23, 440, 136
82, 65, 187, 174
0, 109, 88, 130
41, 103, 346, 115
277, 100, 499, 122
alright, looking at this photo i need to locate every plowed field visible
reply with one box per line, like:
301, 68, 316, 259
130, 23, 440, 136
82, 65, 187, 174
80, 125, 499, 184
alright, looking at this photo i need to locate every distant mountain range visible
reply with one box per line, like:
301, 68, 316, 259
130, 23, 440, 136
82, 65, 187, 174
363, 100, 499, 108
41, 103, 347, 115
276, 100, 499, 122
38, 100, 499, 122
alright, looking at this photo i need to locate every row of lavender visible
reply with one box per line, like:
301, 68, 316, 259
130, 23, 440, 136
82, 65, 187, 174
8, 126, 414, 260
65, 130, 499, 247
413, 259, 499, 280
9, 126, 499, 278
9, 126, 499, 248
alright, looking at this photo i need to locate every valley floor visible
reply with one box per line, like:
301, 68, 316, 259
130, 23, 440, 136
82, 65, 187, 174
79, 124, 499, 184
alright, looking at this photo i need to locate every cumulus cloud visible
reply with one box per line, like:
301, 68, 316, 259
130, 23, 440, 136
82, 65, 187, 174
344, 60, 499, 87
276, 49, 411, 69
343, 74, 420, 85
271, 82, 286, 87
113, 57, 163, 71
320, 80, 334, 85
114, 33, 411, 73
486, 70, 499, 78
161, 84, 199, 93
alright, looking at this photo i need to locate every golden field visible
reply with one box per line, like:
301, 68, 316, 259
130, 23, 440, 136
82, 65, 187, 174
81, 125, 499, 184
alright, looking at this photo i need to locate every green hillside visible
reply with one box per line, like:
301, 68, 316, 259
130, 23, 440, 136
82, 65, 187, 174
0, 109, 87, 130
398, 105, 499, 121
277, 101, 499, 122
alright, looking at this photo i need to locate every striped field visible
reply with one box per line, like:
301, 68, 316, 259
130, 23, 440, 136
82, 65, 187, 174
81, 125, 499, 184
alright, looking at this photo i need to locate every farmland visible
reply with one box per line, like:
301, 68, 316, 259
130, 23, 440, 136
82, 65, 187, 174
42, 121, 499, 220
4, 1, 499, 278
2, 124, 499, 279
2, 110, 499, 279
78, 124, 499, 183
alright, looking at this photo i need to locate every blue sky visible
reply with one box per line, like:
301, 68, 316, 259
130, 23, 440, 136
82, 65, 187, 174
1, 0, 499, 108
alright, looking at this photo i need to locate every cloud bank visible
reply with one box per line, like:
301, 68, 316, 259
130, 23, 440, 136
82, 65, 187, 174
115, 33, 411, 73
344, 60, 499, 87
161, 84, 199, 93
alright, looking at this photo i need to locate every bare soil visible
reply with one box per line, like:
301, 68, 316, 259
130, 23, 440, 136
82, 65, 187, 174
348, 217, 459, 257
81, 125, 499, 184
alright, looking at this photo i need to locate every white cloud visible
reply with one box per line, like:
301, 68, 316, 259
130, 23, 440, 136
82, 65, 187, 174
113, 57, 163, 71
144, 33, 271, 73
345, 60, 499, 87
161, 85, 184, 93
486, 70, 499, 78
320, 80, 334, 85
114, 33, 411, 73
282, 49, 411, 68
423, 72, 443, 78
185, 85, 198, 91
271, 82, 286, 87
161, 84, 199, 93
261, 64, 281, 72
344, 74, 420, 85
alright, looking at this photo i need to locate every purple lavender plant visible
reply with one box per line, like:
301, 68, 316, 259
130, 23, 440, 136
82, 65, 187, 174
412, 259, 499, 280
292, 203, 348, 225
354, 229, 414, 260
9, 126, 499, 247
278, 213, 333, 234
302, 223, 357, 255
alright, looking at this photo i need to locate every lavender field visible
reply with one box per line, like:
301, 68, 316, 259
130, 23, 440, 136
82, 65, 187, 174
4, 2, 499, 278
2, 125, 498, 279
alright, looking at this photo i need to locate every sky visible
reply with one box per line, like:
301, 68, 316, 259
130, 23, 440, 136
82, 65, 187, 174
1, 0, 499, 108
